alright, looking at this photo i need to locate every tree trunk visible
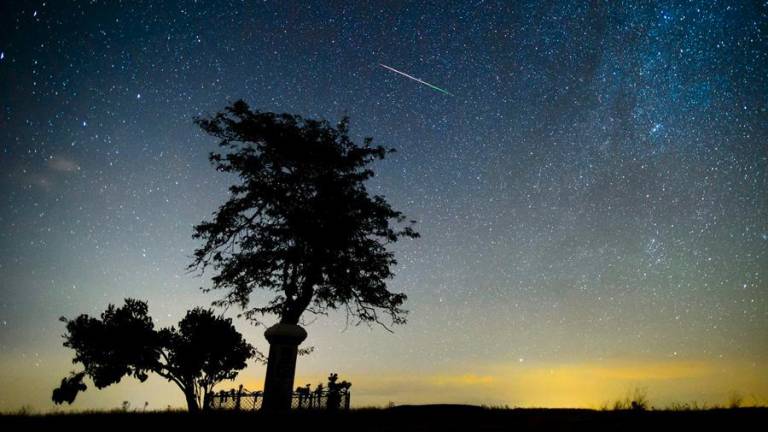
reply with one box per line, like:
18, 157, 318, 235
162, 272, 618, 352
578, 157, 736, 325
184, 389, 200, 412
281, 288, 314, 325
202, 390, 212, 411
261, 323, 307, 412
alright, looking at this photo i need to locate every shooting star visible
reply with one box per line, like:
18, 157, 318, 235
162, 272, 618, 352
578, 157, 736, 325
379, 64, 454, 97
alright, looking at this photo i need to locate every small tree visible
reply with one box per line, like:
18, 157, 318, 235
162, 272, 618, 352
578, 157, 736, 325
190, 100, 418, 409
53, 299, 255, 411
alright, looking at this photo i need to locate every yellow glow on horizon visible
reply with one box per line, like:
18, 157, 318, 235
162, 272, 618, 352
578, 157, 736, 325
498, 360, 716, 407
287, 358, 768, 409
1, 357, 766, 412
430, 374, 496, 386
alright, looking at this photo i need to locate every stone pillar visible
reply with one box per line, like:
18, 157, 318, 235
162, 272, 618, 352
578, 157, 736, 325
261, 323, 307, 412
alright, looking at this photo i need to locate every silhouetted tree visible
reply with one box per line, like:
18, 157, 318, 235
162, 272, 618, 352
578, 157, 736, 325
51, 372, 87, 405
53, 299, 255, 411
190, 100, 418, 409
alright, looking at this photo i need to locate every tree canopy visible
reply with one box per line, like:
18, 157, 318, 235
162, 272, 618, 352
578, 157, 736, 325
190, 100, 419, 328
53, 299, 255, 411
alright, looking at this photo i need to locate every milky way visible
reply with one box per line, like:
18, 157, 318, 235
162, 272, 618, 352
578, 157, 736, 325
0, 1, 766, 410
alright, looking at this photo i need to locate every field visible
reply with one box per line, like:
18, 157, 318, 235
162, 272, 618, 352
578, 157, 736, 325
2, 405, 766, 431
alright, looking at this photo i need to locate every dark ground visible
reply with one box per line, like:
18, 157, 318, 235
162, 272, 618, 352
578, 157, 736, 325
1, 405, 766, 431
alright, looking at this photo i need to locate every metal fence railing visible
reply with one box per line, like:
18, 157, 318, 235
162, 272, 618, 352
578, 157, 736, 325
209, 389, 263, 411
209, 388, 350, 411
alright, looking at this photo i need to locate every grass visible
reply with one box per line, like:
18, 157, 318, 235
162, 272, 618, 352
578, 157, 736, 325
2, 405, 766, 431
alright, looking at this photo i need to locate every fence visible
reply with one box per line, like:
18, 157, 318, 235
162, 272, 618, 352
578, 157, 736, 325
209, 388, 350, 411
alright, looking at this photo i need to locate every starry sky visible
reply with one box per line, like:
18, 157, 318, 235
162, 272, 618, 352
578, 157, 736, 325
1, 0, 767, 411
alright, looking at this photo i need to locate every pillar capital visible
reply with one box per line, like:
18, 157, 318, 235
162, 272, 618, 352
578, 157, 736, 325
264, 323, 307, 345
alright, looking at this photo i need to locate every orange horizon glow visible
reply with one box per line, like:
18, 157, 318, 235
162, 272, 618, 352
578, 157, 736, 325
209, 358, 768, 410
2, 355, 766, 412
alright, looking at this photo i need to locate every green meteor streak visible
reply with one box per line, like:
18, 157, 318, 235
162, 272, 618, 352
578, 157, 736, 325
380, 64, 455, 97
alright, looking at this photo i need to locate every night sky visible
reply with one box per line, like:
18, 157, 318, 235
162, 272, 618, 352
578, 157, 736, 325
1, 1, 766, 411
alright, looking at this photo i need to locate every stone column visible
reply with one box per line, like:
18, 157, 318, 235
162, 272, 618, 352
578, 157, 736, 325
261, 323, 307, 412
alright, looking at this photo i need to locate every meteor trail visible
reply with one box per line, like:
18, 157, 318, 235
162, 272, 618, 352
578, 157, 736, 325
379, 64, 454, 97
